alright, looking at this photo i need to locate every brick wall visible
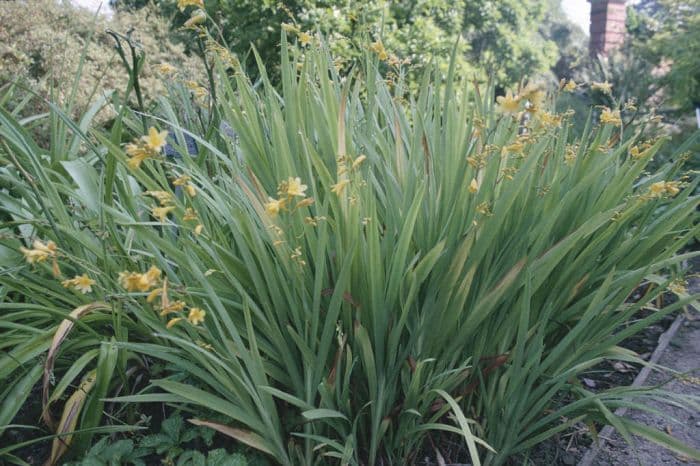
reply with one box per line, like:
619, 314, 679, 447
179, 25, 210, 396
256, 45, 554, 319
589, 0, 627, 55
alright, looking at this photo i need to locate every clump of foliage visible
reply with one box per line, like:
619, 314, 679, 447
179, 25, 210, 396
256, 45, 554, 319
0, 0, 203, 125
1, 33, 699, 466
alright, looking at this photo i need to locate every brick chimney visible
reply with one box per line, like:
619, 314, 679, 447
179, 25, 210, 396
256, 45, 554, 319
589, 0, 627, 55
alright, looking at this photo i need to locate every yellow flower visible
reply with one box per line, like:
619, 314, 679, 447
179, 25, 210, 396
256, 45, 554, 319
649, 180, 681, 198
119, 266, 161, 292
563, 79, 577, 92
668, 279, 687, 295
184, 185, 197, 197
476, 202, 492, 215
290, 247, 306, 265
503, 142, 525, 154
538, 112, 562, 128
160, 300, 187, 316
649, 181, 667, 197
173, 175, 191, 185
331, 178, 350, 196
664, 181, 680, 196
295, 197, 315, 209
265, 197, 284, 216
142, 127, 168, 153
469, 178, 479, 193
183, 208, 198, 221
157, 63, 177, 74
188, 307, 206, 325
177, 0, 203, 11
496, 91, 520, 114
20, 239, 57, 264
184, 9, 206, 28
192, 87, 208, 99
370, 40, 388, 61
61, 274, 95, 294
172, 175, 197, 196
167, 317, 183, 329
146, 287, 163, 303
125, 143, 154, 170
145, 191, 174, 206
22, 240, 60, 277
352, 155, 367, 169
591, 81, 613, 95
194, 224, 204, 235
599, 108, 622, 126
299, 32, 312, 46
629, 146, 643, 159
285, 177, 308, 197
185, 81, 200, 90
152, 205, 176, 223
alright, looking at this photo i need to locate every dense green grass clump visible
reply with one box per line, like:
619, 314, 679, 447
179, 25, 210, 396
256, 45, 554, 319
1, 37, 699, 465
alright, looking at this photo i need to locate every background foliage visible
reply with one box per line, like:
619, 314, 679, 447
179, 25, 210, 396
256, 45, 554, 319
111, 0, 572, 86
0, 0, 203, 125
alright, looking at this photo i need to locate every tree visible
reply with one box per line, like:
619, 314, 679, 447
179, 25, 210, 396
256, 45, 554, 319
113, 0, 562, 87
628, 0, 700, 112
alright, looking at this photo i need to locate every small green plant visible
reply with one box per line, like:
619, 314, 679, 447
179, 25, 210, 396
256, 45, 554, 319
65, 413, 253, 466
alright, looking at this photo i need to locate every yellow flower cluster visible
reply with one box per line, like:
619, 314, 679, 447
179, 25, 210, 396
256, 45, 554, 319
61, 274, 95, 294
561, 79, 577, 92
629, 140, 654, 160
599, 108, 622, 126
496, 91, 520, 114
185, 80, 208, 99
20, 239, 56, 264
173, 175, 197, 197
476, 202, 492, 216
157, 63, 177, 75
370, 40, 389, 61
299, 32, 313, 47
119, 266, 162, 292
205, 39, 239, 69
668, 279, 688, 296
264, 176, 311, 217
331, 155, 366, 198
19, 239, 99, 292
20, 239, 60, 277
145, 190, 173, 206
142, 175, 200, 230
648, 181, 681, 198
126, 127, 168, 170
538, 111, 562, 128
152, 206, 176, 223
146, 277, 206, 328
591, 81, 613, 95
564, 144, 578, 165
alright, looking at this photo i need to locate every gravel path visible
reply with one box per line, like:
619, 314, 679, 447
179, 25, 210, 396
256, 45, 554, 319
588, 275, 700, 466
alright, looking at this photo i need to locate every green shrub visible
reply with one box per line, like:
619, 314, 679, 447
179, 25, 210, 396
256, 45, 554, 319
1, 36, 699, 465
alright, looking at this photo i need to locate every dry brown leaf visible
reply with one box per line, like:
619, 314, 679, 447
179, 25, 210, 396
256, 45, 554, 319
42, 302, 109, 429
45, 370, 97, 466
